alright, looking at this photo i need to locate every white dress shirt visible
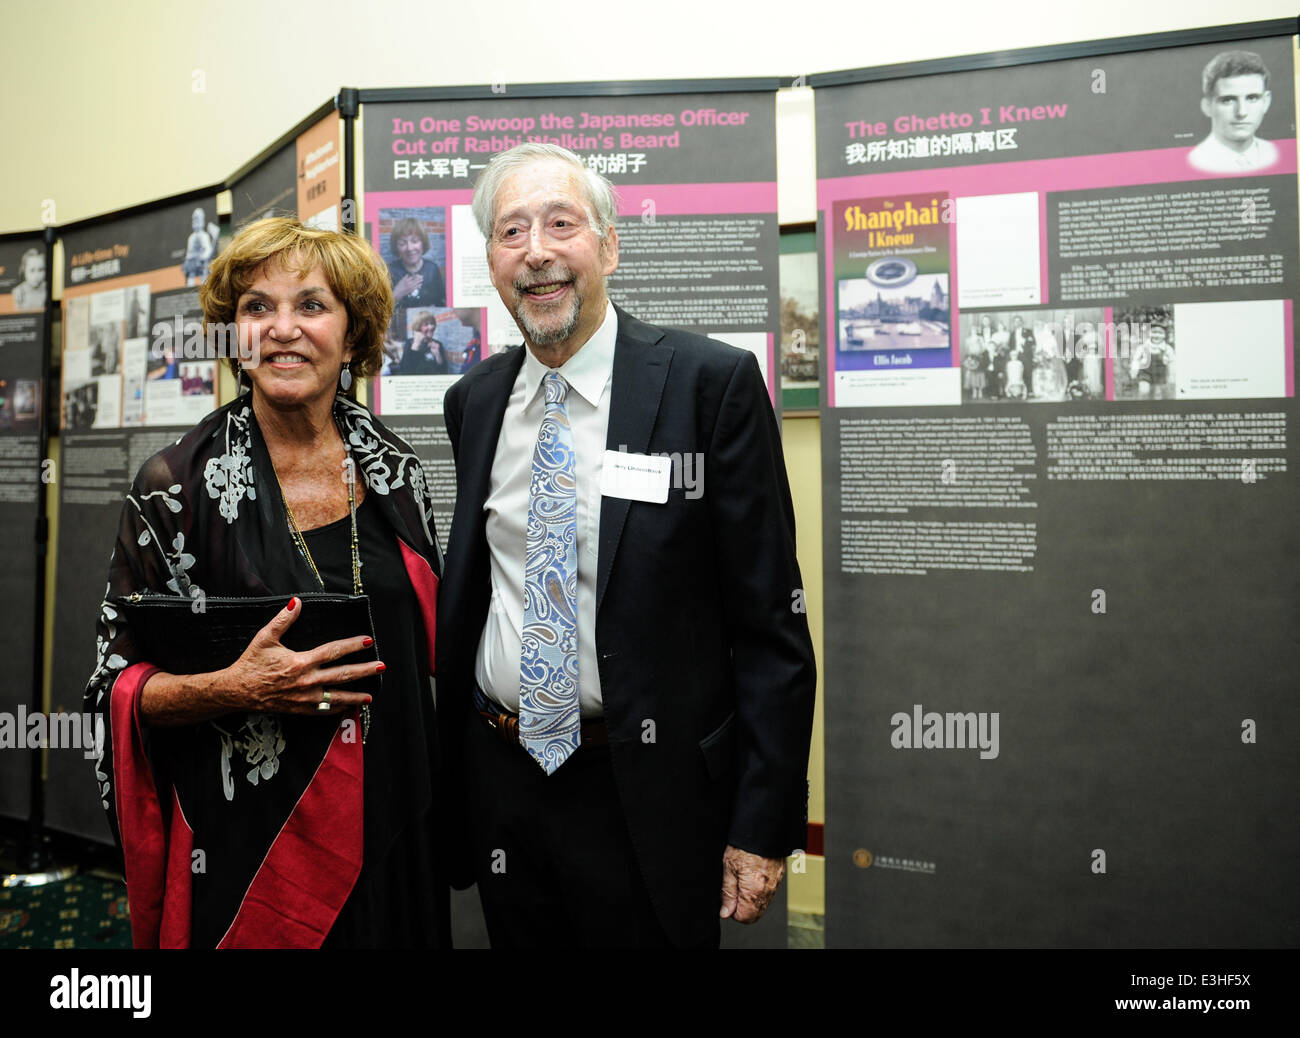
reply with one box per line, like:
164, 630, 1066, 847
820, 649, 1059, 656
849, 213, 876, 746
1188, 134, 1279, 174
475, 301, 616, 717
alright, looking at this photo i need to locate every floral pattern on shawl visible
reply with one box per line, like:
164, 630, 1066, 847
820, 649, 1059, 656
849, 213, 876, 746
85, 393, 441, 841
201, 404, 257, 523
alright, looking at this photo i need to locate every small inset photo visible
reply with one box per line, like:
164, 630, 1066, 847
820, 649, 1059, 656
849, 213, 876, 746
379, 208, 448, 339
382, 307, 481, 377
63, 381, 99, 432
837, 274, 950, 353
960, 307, 1105, 403
1114, 305, 1176, 401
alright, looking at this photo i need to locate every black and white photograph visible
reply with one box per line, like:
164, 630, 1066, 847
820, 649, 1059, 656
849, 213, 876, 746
123, 284, 151, 339
61, 381, 98, 432
88, 321, 121, 376
8, 246, 46, 312
960, 307, 1105, 402
1188, 49, 1279, 174
1113, 304, 1177, 400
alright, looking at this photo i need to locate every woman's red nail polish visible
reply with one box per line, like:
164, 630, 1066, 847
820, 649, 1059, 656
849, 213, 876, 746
289, 596, 299, 611
376, 662, 386, 673
363, 637, 374, 647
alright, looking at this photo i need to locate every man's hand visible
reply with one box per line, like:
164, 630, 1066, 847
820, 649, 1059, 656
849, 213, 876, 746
719, 845, 786, 923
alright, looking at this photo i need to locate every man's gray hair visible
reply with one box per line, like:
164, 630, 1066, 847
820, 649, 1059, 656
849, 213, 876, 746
471, 142, 619, 241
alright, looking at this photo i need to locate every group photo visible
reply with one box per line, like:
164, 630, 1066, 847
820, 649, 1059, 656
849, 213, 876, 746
960, 308, 1106, 403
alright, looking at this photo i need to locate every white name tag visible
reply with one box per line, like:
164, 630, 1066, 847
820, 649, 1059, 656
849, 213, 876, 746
600, 450, 670, 503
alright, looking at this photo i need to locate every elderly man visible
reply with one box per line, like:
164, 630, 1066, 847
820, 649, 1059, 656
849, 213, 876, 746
436, 143, 815, 947
1188, 50, 1277, 174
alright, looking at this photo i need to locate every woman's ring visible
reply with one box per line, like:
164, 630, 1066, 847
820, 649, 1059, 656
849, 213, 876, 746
317, 690, 332, 712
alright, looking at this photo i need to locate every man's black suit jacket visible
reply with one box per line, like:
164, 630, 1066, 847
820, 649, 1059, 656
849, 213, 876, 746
436, 306, 816, 946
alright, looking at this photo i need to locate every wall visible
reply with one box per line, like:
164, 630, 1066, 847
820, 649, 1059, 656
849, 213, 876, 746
3, 0, 1297, 233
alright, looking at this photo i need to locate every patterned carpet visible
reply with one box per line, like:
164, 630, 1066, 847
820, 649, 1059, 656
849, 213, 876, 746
0, 821, 132, 949
0, 872, 132, 949
1, 820, 821, 949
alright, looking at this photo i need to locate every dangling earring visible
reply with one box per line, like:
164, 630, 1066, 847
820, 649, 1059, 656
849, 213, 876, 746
339, 364, 353, 392
235, 361, 250, 392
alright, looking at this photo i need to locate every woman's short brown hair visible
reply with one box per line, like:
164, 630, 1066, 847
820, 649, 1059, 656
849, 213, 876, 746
388, 217, 430, 257
200, 217, 394, 379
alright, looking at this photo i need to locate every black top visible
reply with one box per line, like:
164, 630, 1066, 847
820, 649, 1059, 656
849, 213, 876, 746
305, 495, 448, 948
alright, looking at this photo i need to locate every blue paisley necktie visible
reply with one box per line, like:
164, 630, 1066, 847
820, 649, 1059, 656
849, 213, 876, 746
519, 371, 580, 774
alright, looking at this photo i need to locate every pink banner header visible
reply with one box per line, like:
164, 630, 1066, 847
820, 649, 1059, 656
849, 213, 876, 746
817, 143, 1299, 207
367, 182, 776, 219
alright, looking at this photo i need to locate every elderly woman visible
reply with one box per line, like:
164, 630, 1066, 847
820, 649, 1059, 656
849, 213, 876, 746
386, 216, 445, 314
397, 310, 449, 375
85, 218, 448, 948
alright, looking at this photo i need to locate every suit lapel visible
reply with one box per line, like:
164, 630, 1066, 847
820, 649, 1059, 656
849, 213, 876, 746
442, 348, 523, 675
460, 347, 526, 514
597, 308, 671, 615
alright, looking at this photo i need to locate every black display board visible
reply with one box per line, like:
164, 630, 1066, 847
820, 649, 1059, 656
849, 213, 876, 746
47, 191, 221, 841
0, 232, 50, 820
360, 80, 783, 553
230, 140, 297, 226
813, 21, 1300, 947
229, 101, 342, 231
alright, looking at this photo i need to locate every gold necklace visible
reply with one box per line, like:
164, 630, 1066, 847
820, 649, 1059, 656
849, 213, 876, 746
275, 448, 363, 596
274, 442, 370, 740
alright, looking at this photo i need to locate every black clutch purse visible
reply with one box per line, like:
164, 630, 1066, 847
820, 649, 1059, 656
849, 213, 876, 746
114, 592, 381, 695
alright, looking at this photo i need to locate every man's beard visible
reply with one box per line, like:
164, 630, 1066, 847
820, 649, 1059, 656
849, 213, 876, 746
512, 270, 582, 347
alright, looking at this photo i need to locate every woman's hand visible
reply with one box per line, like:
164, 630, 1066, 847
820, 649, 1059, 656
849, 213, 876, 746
139, 597, 382, 726
394, 272, 423, 301
224, 597, 379, 715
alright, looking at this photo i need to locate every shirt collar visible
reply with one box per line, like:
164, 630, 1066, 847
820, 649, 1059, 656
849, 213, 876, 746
520, 300, 616, 408
1205, 134, 1260, 164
